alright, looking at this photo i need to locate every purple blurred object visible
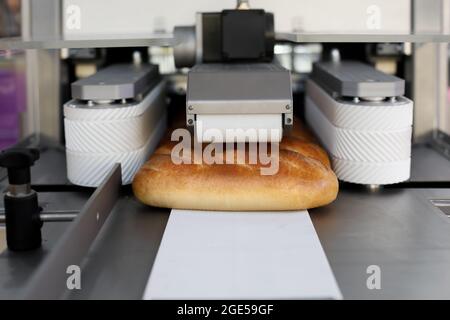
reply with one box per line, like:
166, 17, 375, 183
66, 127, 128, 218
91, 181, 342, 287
0, 139, 17, 150
0, 69, 26, 113
0, 68, 26, 149
0, 113, 19, 138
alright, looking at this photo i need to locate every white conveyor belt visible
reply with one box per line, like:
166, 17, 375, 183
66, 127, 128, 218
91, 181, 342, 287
143, 210, 342, 300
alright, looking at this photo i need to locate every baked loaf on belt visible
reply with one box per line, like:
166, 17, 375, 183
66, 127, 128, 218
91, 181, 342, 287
132, 120, 338, 211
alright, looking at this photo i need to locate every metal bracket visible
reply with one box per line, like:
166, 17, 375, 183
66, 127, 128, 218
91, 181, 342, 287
22, 164, 122, 299
311, 61, 405, 99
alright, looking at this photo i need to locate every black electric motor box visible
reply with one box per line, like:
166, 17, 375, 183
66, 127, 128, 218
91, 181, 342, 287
201, 9, 274, 63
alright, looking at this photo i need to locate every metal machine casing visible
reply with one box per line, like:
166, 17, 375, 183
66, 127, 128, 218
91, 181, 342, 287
186, 63, 293, 142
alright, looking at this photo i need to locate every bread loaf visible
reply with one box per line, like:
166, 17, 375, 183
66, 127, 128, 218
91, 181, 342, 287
132, 120, 338, 211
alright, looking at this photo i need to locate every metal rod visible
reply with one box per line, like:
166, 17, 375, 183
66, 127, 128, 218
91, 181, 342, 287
236, 0, 250, 9
38, 212, 78, 222
0, 210, 78, 223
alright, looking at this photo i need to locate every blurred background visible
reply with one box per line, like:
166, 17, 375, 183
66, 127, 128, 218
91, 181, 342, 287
0, 0, 449, 152
0, 0, 24, 150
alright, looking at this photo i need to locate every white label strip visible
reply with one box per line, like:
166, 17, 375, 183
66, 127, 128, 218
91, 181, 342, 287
143, 210, 342, 300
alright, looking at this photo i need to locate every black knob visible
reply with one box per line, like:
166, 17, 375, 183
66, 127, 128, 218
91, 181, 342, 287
0, 148, 42, 251
0, 148, 40, 185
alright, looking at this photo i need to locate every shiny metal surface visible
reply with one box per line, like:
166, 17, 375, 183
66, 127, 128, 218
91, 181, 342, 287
276, 32, 450, 43
0, 191, 90, 299
1, 144, 450, 299
7, 185, 32, 197
311, 187, 450, 299
61, 187, 450, 299
173, 26, 197, 68
410, 144, 450, 182
23, 164, 121, 299
37, 212, 78, 222
0, 35, 176, 50
2, 187, 450, 299
0, 211, 78, 223
67, 195, 169, 299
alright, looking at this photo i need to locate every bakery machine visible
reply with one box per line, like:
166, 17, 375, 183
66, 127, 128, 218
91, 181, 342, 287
1, 0, 450, 300
174, 8, 293, 143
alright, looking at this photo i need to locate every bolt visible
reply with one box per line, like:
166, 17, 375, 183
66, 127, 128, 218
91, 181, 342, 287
188, 105, 193, 111
285, 105, 291, 110
286, 118, 292, 124
188, 119, 194, 125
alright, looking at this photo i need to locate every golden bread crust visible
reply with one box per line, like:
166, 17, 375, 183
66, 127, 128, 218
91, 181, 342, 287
132, 120, 338, 211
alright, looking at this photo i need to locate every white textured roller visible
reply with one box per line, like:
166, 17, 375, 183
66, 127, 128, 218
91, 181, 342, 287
64, 116, 152, 153
63, 92, 165, 154
332, 156, 411, 185
64, 81, 165, 153
63, 81, 165, 121
195, 114, 282, 143
64, 80, 167, 187
305, 97, 412, 162
305, 77, 413, 185
66, 115, 166, 187
306, 79, 413, 131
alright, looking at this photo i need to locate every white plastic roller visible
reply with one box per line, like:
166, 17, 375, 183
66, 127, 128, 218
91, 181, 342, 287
64, 81, 167, 187
305, 78, 413, 185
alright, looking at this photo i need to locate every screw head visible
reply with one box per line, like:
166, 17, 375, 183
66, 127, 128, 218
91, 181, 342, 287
188, 105, 193, 111
188, 119, 194, 125
285, 105, 291, 110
